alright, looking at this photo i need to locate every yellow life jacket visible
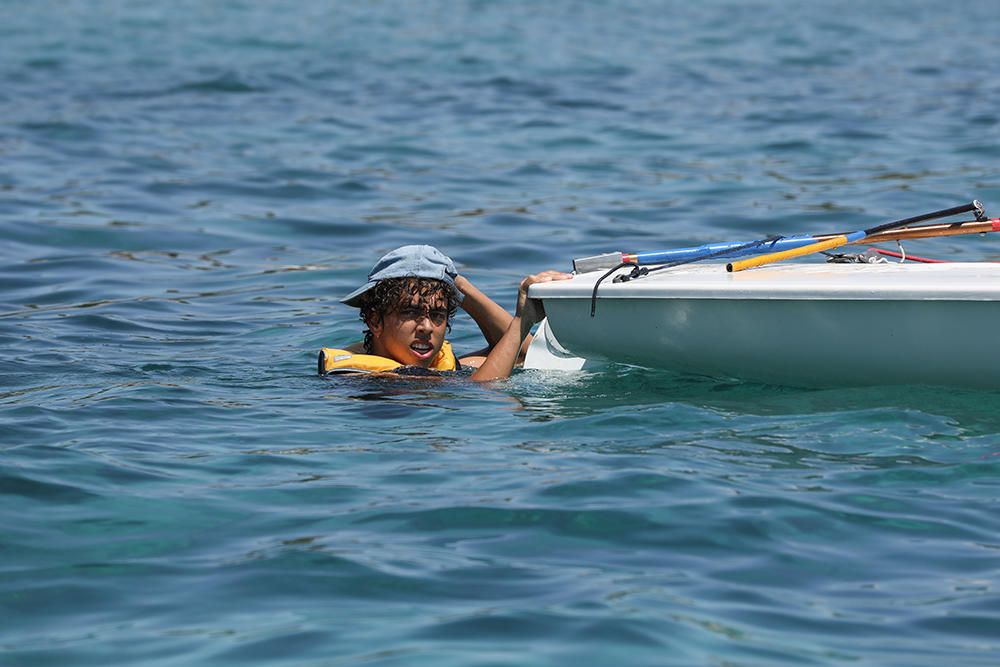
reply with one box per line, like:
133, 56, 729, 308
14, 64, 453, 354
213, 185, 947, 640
318, 341, 458, 375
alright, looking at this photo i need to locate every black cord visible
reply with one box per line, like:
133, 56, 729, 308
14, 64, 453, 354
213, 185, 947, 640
590, 261, 636, 317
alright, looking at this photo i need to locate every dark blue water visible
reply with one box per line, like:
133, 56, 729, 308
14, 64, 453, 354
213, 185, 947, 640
3, 1, 1000, 664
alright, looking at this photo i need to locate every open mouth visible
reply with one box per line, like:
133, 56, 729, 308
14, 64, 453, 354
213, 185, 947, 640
410, 341, 435, 359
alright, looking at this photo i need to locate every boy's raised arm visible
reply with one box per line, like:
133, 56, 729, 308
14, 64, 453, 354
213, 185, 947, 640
470, 271, 572, 382
454, 274, 512, 348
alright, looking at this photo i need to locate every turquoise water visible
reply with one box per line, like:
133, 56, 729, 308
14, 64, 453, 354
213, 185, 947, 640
3, 1, 1000, 664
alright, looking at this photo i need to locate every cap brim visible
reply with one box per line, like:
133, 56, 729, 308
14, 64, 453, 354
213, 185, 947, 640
340, 280, 378, 308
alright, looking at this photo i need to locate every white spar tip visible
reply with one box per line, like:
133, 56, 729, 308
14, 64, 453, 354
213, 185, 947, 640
572, 251, 624, 274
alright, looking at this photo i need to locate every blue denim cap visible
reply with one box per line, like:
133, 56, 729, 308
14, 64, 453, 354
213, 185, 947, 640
341, 245, 462, 307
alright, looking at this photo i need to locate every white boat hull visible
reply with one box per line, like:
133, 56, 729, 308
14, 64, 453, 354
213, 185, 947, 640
527, 263, 1000, 387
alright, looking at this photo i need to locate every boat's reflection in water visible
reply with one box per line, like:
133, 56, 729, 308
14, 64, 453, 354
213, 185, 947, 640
511, 363, 1000, 437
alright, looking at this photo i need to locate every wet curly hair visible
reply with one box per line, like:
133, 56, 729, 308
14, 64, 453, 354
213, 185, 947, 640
358, 277, 460, 354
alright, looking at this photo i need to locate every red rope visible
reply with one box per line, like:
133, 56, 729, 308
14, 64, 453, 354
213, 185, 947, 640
870, 248, 949, 263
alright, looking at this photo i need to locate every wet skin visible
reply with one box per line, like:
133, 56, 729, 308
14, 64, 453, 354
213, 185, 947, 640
368, 295, 449, 368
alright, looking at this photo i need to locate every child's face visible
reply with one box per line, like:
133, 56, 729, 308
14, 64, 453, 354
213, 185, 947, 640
368, 294, 449, 367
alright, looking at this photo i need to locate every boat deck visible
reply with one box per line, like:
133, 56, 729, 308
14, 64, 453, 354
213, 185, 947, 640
530, 262, 1000, 301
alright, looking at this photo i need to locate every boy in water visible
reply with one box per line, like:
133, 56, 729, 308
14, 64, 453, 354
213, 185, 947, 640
320, 245, 571, 381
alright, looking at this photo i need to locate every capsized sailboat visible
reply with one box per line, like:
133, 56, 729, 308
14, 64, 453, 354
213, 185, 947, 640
524, 203, 1000, 387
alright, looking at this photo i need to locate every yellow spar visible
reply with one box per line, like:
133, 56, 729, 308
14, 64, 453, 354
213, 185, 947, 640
727, 235, 852, 273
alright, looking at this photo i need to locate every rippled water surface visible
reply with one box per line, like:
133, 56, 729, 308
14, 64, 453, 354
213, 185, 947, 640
3, 1, 1000, 665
